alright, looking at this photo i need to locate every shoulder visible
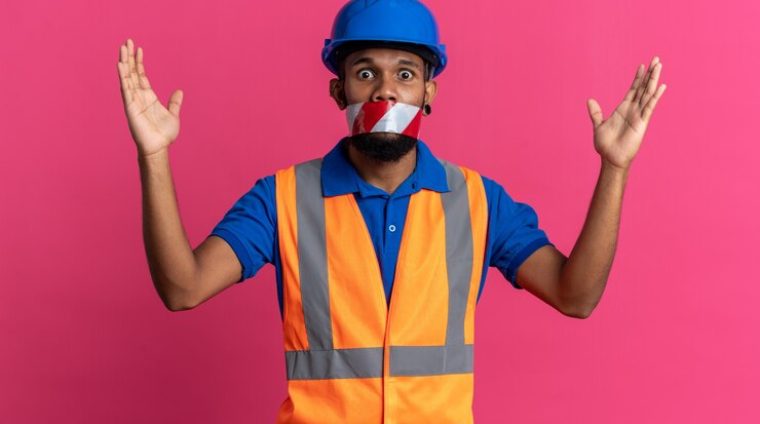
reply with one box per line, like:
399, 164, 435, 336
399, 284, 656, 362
479, 174, 509, 204
251, 174, 276, 199
476, 173, 530, 211
226, 174, 277, 217
274, 157, 325, 179
441, 167, 535, 228
435, 158, 488, 191
435, 158, 505, 204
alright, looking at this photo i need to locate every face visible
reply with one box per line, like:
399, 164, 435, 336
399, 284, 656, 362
329, 48, 438, 162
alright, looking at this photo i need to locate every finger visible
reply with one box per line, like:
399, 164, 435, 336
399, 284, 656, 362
587, 98, 604, 129
640, 60, 662, 107
642, 84, 666, 122
117, 62, 134, 103
136, 47, 152, 89
632, 58, 655, 104
127, 39, 140, 90
168, 89, 184, 117
623, 64, 645, 102
633, 56, 658, 105
120, 42, 135, 95
117, 59, 132, 92
127, 39, 136, 71
118, 44, 133, 96
120, 43, 128, 64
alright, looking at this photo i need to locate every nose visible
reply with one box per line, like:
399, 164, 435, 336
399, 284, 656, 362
371, 73, 397, 103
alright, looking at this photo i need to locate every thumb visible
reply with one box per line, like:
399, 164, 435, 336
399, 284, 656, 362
587, 98, 603, 129
168, 89, 183, 117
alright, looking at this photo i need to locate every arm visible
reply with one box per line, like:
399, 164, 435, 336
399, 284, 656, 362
119, 38, 241, 311
138, 150, 241, 311
515, 56, 666, 318
515, 162, 627, 318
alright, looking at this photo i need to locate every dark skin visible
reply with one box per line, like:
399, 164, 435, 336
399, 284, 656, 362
329, 48, 437, 194
119, 38, 666, 318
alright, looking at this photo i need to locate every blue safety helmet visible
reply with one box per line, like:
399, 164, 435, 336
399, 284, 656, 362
322, 0, 448, 79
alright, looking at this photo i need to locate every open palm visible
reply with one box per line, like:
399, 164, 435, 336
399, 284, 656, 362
587, 56, 666, 170
117, 38, 184, 157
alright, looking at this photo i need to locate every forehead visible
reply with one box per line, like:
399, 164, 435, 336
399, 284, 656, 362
344, 47, 424, 67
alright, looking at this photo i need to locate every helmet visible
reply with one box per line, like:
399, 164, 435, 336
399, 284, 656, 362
322, 0, 448, 79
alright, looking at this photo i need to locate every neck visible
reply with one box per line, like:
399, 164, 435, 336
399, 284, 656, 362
345, 142, 417, 195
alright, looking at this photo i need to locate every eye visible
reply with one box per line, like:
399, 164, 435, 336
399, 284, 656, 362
357, 69, 375, 80
399, 70, 414, 80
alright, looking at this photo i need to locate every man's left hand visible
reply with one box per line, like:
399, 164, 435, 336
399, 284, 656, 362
587, 56, 667, 171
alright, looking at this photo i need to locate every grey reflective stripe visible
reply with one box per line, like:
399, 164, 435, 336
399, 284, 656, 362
295, 159, 333, 351
440, 160, 474, 348
286, 347, 384, 380
286, 344, 474, 380
389, 344, 474, 376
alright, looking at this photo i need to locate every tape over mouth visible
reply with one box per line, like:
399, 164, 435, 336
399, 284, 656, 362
346, 100, 422, 139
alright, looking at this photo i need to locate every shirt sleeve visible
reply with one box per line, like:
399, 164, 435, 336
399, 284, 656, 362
483, 176, 553, 289
207, 175, 277, 283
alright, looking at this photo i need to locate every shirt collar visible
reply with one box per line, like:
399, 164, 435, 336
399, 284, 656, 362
321, 137, 450, 198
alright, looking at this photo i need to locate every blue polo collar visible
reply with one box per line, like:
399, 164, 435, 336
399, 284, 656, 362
321, 137, 449, 198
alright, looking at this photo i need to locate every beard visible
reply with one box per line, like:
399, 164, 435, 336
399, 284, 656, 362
345, 132, 418, 163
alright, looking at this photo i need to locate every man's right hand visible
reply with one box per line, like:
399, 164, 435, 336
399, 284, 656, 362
117, 38, 183, 157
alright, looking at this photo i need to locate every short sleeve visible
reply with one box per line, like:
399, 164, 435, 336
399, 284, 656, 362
483, 176, 553, 289
208, 175, 277, 283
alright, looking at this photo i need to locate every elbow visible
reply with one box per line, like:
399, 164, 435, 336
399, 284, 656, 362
558, 282, 603, 319
563, 306, 593, 319
166, 291, 199, 312
560, 299, 597, 319
165, 300, 195, 312
154, 278, 198, 312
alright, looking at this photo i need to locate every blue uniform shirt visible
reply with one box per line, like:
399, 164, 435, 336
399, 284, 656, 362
209, 138, 553, 317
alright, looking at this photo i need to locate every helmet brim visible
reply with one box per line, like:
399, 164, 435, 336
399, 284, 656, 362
324, 39, 445, 78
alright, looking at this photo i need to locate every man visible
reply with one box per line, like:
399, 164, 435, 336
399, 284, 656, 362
117, 0, 665, 422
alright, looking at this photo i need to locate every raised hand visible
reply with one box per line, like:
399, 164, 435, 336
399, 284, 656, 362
117, 39, 184, 157
586, 56, 667, 171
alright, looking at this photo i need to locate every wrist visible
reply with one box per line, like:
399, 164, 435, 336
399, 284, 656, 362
137, 148, 170, 167
138, 147, 169, 160
600, 159, 631, 188
601, 158, 630, 175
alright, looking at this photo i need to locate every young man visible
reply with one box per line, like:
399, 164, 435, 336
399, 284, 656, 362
117, 1, 665, 422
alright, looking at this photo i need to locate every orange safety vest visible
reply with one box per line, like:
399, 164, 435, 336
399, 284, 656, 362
274, 157, 488, 424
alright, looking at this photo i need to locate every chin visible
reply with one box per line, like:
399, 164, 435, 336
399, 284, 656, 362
347, 132, 418, 162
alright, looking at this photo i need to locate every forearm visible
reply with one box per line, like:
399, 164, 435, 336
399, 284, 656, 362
138, 149, 198, 310
560, 160, 629, 317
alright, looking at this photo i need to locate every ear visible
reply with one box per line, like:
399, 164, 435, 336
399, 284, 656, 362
329, 78, 347, 110
424, 79, 438, 107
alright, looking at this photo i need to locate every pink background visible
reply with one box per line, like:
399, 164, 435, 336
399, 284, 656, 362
2, 0, 758, 422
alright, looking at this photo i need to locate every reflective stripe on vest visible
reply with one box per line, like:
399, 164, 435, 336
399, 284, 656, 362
274, 156, 488, 423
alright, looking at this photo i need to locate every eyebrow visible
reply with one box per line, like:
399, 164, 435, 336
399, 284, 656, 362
350, 57, 421, 70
